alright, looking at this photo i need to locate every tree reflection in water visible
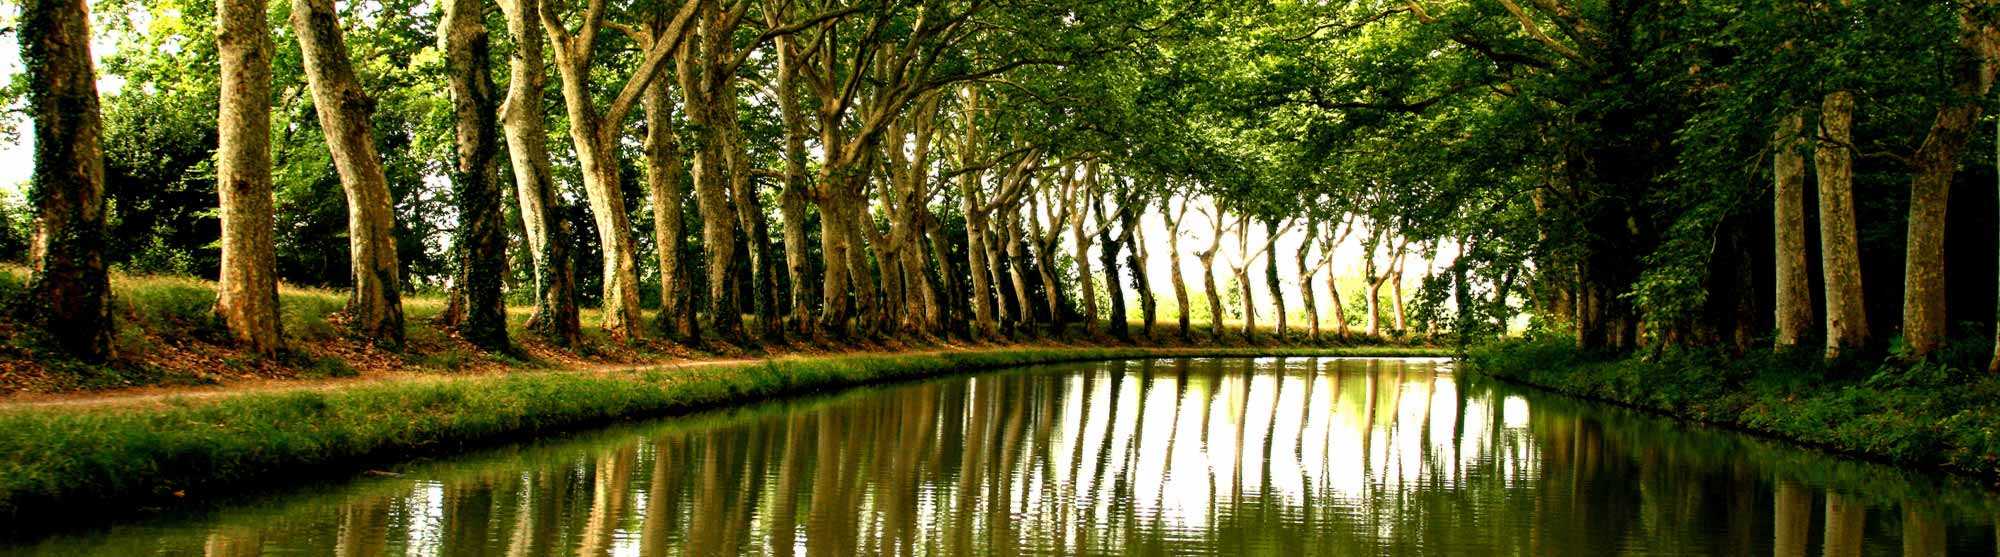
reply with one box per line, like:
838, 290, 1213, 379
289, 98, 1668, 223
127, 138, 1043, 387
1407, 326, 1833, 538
10, 357, 2000, 556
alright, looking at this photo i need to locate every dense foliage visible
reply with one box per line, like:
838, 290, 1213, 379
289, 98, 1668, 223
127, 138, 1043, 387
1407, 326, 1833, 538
4, 0, 1998, 371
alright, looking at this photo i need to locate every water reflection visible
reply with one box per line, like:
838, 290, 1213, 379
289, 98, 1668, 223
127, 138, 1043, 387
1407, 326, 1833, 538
9, 357, 2000, 555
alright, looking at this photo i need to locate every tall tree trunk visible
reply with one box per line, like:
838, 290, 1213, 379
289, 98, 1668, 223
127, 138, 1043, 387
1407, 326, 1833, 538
1200, 211, 1226, 341
1033, 237, 1064, 333
875, 201, 909, 333
1991, 120, 2000, 373
1072, 203, 1100, 336
441, 0, 509, 351
1098, 197, 1129, 342
1816, 90, 1866, 358
1903, 5, 2000, 358
1235, 265, 1256, 342
962, 194, 998, 339
1164, 203, 1192, 341
292, 0, 403, 345
986, 225, 1015, 334
23, 0, 112, 361
215, 0, 282, 355
1329, 269, 1350, 340
720, 71, 778, 342
774, 36, 815, 336
1297, 226, 1320, 341
1004, 209, 1037, 332
497, 0, 578, 346
1264, 219, 1285, 339
955, 90, 998, 339
1126, 208, 1154, 340
675, 17, 743, 343
840, 181, 882, 335
1392, 250, 1409, 333
1451, 237, 1472, 353
645, 79, 697, 341
1232, 218, 1258, 341
925, 215, 961, 335
1773, 111, 1812, 349
817, 188, 853, 337
1365, 235, 1384, 338
539, 0, 698, 340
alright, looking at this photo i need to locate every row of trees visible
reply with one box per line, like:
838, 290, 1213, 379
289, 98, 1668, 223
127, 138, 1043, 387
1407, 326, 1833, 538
15, 0, 2000, 365
17, 0, 1450, 363
1206, 0, 2000, 364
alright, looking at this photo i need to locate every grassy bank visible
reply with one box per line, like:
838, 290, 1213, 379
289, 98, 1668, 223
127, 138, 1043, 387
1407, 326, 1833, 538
0, 345, 1440, 525
1466, 338, 2000, 482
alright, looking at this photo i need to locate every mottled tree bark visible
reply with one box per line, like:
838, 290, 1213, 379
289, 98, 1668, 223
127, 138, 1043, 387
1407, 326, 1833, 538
840, 180, 882, 335
644, 79, 697, 341
774, 35, 815, 336
497, 0, 579, 346
818, 185, 854, 337
961, 192, 998, 339
674, 3, 742, 342
726, 91, 781, 342
542, 0, 698, 340
1772, 111, 1812, 349
881, 95, 943, 335
292, 0, 404, 345
23, 0, 113, 361
215, 0, 282, 354
440, 0, 510, 351
1815, 91, 1865, 358
1903, 5, 1999, 358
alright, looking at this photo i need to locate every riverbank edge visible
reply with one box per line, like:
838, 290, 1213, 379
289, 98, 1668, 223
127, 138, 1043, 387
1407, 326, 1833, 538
0, 344, 1444, 525
1464, 339, 2000, 486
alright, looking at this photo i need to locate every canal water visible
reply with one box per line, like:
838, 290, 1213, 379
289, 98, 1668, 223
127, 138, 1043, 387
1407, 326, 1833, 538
6, 357, 1998, 555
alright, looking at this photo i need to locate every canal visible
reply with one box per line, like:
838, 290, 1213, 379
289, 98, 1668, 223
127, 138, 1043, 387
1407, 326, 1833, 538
7, 357, 1996, 555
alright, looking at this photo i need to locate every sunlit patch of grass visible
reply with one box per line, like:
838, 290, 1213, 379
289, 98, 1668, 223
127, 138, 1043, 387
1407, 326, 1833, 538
277, 284, 346, 342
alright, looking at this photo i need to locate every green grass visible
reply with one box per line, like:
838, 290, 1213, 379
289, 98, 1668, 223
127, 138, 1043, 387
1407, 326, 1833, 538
0, 345, 1443, 525
1466, 337, 2000, 481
